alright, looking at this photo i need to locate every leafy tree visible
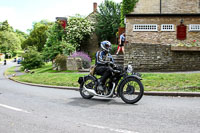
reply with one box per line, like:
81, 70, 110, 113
0, 20, 13, 32
0, 31, 21, 54
120, 0, 138, 27
21, 46, 44, 70
43, 22, 67, 61
22, 20, 52, 52
95, 0, 121, 41
0, 20, 21, 56
15, 29, 28, 47
43, 16, 94, 61
65, 15, 94, 48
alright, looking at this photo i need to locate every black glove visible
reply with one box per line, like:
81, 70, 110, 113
106, 61, 114, 67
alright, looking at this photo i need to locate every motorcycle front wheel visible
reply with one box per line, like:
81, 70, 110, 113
119, 77, 144, 104
80, 76, 95, 99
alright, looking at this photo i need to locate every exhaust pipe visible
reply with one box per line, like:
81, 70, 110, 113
83, 83, 116, 98
83, 86, 97, 95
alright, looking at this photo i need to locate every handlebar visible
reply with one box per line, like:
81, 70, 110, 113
112, 69, 121, 73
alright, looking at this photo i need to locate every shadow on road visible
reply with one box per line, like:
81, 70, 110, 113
67, 97, 138, 108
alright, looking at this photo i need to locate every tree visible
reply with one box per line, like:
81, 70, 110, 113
43, 15, 94, 61
15, 29, 28, 47
0, 20, 13, 32
65, 15, 94, 49
0, 20, 21, 56
0, 31, 21, 54
120, 0, 138, 27
95, 0, 121, 41
43, 22, 67, 61
22, 20, 52, 52
21, 46, 44, 70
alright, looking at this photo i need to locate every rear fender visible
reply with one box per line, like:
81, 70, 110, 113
78, 75, 97, 85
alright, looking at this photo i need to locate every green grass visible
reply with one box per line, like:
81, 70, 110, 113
12, 71, 200, 92
142, 73, 200, 92
8, 62, 200, 92
5, 66, 16, 75
13, 73, 85, 87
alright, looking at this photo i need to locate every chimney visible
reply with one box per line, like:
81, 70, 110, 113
93, 2, 97, 12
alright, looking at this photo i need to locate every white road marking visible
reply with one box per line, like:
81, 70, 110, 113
0, 103, 30, 113
83, 123, 139, 133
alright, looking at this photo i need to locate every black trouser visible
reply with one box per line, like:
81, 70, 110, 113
95, 65, 112, 84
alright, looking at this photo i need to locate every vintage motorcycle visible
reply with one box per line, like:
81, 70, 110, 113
78, 64, 144, 104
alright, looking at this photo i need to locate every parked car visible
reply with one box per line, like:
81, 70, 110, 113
17, 58, 21, 64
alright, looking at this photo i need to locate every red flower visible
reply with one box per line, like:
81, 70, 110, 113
193, 40, 196, 42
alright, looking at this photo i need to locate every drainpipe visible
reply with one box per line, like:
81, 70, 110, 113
160, 0, 162, 14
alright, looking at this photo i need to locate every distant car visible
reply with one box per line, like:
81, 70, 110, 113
17, 58, 21, 64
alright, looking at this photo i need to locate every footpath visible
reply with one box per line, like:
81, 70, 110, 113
5, 63, 200, 97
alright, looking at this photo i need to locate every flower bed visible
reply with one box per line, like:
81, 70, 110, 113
171, 40, 200, 51
171, 46, 200, 51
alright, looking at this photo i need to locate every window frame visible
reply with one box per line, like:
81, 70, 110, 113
189, 24, 200, 31
161, 24, 175, 31
133, 24, 158, 32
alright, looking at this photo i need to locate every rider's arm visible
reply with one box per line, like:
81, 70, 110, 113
108, 53, 114, 63
96, 51, 107, 65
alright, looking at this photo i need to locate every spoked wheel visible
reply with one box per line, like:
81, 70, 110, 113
80, 76, 95, 99
120, 78, 144, 104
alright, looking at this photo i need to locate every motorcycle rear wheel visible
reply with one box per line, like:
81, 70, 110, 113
80, 76, 95, 99
119, 77, 144, 104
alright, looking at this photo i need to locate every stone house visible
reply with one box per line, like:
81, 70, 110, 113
81, 2, 119, 56
124, 0, 200, 71
81, 3, 99, 57
126, 0, 200, 45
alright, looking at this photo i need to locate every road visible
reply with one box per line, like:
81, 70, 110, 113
0, 62, 200, 133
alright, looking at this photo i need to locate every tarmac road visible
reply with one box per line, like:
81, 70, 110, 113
0, 62, 200, 133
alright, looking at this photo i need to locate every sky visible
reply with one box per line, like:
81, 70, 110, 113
0, 0, 122, 33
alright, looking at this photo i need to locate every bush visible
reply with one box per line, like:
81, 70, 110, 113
110, 44, 118, 55
21, 47, 44, 70
70, 51, 91, 69
54, 54, 67, 71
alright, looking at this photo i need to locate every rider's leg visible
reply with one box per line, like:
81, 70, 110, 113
98, 67, 112, 91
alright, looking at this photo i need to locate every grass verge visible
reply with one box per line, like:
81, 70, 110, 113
11, 72, 200, 92
5, 66, 16, 75
7, 63, 200, 92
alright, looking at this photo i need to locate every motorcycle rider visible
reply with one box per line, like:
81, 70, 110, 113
95, 41, 114, 91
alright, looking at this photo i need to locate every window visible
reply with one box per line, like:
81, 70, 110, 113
189, 24, 200, 31
161, 24, 174, 31
133, 24, 158, 31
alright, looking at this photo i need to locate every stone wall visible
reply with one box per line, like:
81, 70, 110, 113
133, 0, 160, 14
81, 32, 99, 56
126, 15, 200, 45
162, 0, 199, 13
132, 0, 200, 14
124, 43, 200, 71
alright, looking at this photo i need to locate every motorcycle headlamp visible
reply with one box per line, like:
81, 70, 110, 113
127, 65, 133, 73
